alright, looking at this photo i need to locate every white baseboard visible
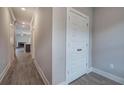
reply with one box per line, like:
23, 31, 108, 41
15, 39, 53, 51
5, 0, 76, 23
92, 67, 124, 85
0, 62, 11, 83
87, 67, 93, 73
33, 59, 50, 85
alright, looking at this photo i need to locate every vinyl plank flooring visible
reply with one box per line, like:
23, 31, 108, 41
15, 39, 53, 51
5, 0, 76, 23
0, 48, 121, 85
70, 72, 121, 85
0, 49, 44, 85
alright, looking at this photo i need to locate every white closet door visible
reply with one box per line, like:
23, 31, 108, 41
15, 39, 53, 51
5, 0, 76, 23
67, 10, 89, 83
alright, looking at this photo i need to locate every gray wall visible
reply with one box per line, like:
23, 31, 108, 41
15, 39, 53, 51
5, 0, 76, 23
52, 7, 93, 84
52, 8, 66, 84
34, 8, 52, 84
73, 7, 93, 68
93, 8, 124, 78
33, 7, 93, 84
0, 8, 11, 77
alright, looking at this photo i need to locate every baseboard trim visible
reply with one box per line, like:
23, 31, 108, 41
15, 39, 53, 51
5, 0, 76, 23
92, 67, 124, 84
87, 67, 93, 73
0, 62, 11, 83
33, 59, 50, 85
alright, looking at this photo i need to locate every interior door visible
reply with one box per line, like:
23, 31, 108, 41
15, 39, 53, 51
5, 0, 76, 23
67, 10, 89, 83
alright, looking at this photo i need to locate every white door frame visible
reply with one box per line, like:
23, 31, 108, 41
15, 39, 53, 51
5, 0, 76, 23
31, 8, 39, 59
30, 17, 35, 59
66, 8, 90, 84
8, 8, 16, 62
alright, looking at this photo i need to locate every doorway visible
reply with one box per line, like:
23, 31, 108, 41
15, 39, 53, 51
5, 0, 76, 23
15, 23, 31, 54
66, 8, 89, 83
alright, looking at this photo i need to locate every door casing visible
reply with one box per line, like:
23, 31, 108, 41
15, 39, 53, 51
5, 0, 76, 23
66, 8, 90, 84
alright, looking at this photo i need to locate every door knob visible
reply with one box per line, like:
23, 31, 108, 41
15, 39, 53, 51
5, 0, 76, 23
77, 49, 82, 51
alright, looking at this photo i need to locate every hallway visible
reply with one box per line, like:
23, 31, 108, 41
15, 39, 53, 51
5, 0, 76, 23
0, 49, 44, 85
0, 7, 124, 85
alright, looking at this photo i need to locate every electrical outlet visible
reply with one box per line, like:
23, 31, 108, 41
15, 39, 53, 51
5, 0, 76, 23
110, 64, 114, 69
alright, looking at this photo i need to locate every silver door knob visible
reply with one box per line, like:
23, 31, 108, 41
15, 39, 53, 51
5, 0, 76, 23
77, 49, 82, 51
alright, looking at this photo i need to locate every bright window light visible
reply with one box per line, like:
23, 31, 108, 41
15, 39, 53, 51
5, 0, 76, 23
21, 33, 23, 37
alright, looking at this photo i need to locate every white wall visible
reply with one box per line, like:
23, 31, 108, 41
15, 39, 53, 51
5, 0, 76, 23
93, 8, 124, 78
0, 8, 12, 78
52, 8, 66, 84
34, 8, 52, 84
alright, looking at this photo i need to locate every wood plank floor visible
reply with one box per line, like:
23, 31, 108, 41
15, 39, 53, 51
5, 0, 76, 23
0, 48, 121, 85
0, 48, 44, 85
70, 72, 121, 85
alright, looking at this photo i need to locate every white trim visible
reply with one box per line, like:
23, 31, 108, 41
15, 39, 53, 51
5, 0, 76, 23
87, 67, 93, 73
66, 7, 90, 84
33, 59, 50, 85
30, 17, 34, 59
8, 8, 16, 24
68, 8, 89, 20
0, 62, 11, 83
92, 67, 124, 85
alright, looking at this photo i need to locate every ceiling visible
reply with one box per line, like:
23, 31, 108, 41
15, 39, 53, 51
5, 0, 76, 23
12, 7, 36, 36
12, 7, 36, 25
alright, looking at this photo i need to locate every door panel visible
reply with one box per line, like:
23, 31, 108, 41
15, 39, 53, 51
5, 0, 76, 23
67, 11, 89, 83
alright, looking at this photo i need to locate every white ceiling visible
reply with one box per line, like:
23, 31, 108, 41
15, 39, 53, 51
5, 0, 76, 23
12, 7, 36, 36
12, 7, 36, 25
